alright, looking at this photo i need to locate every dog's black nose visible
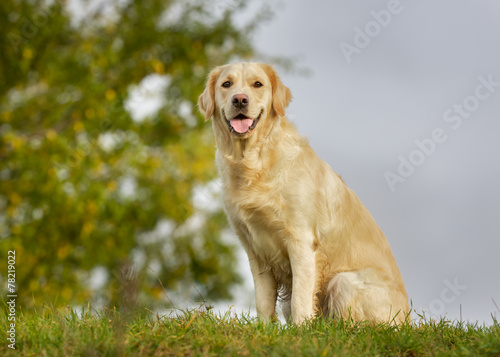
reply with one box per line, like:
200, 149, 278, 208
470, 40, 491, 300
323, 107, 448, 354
232, 94, 249, 108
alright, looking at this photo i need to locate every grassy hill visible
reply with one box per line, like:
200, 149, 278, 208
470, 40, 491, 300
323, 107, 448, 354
2, 305, 500, 356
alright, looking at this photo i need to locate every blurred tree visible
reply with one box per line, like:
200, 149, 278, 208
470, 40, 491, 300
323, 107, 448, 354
0, 0, 272, 308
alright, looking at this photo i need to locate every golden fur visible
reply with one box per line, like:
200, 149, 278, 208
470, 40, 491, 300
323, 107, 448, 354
198, 62, 409, 324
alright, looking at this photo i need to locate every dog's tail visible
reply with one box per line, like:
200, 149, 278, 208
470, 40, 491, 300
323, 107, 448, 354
321, 272, 358, 319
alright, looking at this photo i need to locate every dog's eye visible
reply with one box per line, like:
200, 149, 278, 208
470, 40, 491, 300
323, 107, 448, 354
222, 81, 231, 88
254, 81, 263, 88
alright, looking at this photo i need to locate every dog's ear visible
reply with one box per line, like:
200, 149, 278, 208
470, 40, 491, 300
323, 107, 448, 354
262, 64, 292, 117
198, 67, 222, 121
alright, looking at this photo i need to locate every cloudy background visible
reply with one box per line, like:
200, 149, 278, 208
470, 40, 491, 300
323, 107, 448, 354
213, 0, 500, 325
68, 0, 499, 324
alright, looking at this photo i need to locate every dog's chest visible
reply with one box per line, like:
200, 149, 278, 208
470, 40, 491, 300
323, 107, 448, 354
223, 175, 291, 268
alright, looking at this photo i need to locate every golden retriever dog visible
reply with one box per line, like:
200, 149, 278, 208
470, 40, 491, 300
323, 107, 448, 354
198, 62, 409, 324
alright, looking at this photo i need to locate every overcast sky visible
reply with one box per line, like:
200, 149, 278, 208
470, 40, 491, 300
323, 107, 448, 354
68, 0, 500, 324
217, 0, 500, 324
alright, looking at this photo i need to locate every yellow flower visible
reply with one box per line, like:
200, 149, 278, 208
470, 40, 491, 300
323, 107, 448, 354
105, 88, 116, 101
46, 129, 57, 141
152, 59, 165, 74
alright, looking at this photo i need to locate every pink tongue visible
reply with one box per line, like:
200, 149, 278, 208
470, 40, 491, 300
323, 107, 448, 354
230, 119, 253, 133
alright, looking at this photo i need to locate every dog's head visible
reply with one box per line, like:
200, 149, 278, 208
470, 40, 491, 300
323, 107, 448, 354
198, 62, 291, 139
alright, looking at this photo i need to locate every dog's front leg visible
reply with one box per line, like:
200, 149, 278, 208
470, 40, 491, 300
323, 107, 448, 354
289, 241, 316, 324
248, 256, 277, 322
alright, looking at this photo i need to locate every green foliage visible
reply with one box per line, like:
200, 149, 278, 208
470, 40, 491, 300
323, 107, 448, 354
2, 306, 500, 356
0, 0, 267, 308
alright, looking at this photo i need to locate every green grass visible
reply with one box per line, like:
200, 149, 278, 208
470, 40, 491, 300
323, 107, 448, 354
2, 304, 500, 356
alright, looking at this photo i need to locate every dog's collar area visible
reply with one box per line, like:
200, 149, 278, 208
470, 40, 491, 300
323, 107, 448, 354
225, 110, 262, 135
